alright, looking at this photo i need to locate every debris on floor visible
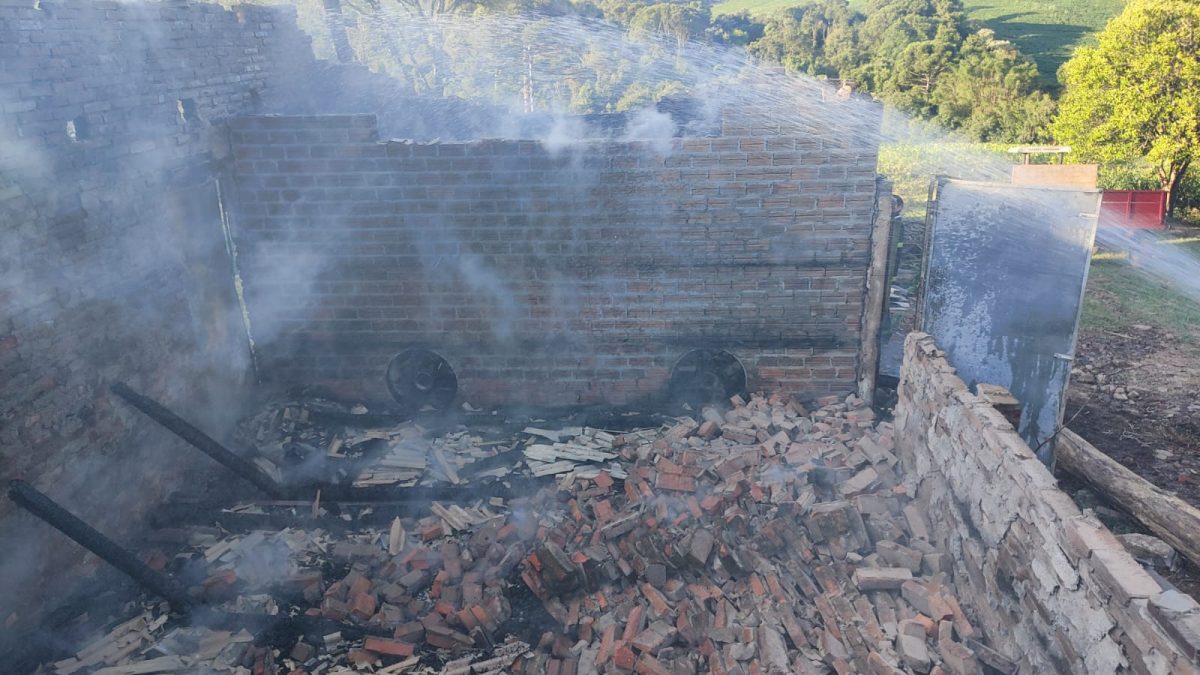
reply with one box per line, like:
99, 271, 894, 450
40, 393, 1011, 674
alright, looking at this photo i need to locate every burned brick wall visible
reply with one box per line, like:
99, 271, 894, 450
226, 108, 883, 408
0, 0, 365, 628
894, 332, 1200, 673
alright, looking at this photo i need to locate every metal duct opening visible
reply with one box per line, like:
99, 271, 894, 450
385, 348, 458, 412
667, 349, 746, 409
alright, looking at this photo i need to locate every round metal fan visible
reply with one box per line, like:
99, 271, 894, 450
385, 348, 458, 412
667, 349, 747, 409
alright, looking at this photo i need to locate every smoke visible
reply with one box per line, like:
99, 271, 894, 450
541, 114, 590, 156
457, 253, 520, 343
621, 107, 676, 155
7, 0, 1197, 652
1095, 227, 1200, 305
239, 248, 330, 348
222, 532, 303, 590
0, 0, 275, 632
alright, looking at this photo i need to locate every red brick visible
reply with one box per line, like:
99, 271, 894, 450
420, 523, 445, 541
347, 649, 377, 667
654, 473, 697, 492
623, 605, 646, 641
613, 642, 637, 671
363, 637, 415, 657
593, 499, 615, 523
634, 654, 672, 675
597, 624, 618, 665
350, 592, 377, 621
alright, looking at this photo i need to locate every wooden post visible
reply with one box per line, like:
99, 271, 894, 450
857, 178, 895, 405
1058, 428, 1200, 568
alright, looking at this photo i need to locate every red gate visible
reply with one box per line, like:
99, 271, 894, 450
1100, 190, 1168, 230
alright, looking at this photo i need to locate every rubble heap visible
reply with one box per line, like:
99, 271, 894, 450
508, 393, 1011, 675
44, 393, 1016, 675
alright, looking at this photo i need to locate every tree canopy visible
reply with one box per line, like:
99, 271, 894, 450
1053, 0, 1200, 208
628, 2, 711, 50
746, 0, 1052, 141
749, 1, 855, 78
330, 0, 1062, 142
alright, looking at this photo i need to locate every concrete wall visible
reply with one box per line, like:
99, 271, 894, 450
894, 332, 1200, 673
226, 110, 883, 407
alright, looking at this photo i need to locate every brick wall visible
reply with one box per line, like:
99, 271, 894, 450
0, 0, 883, 631
0, 0, 335, 627
894, 332, 1199, 673
1011, 163, 1099, 189
226, 106, 883, 407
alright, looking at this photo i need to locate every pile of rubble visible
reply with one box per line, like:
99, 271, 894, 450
508, 393, 1012, 675
43, 393, 1016, 675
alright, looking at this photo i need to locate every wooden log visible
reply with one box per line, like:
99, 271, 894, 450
1058, 427, 1200, 567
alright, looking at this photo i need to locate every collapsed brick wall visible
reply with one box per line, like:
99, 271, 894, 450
0, 0, 344, 626
894, 332, 1200, 673
227, 110, 883, 407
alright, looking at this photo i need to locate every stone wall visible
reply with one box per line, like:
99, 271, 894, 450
226, 109, 883, 407
894, 332, 1200, 673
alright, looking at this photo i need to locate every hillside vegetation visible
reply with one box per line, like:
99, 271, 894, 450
714, 0, 1125, 84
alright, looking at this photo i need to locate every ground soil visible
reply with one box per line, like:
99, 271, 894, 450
1067, 327, 1200, 501
1063, 323, 1200, 596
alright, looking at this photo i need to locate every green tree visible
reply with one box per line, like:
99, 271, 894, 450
749, 1, 856, 78
615, 81, 655, 110
628, 2, 712, 51
851, 0, 968, 116
705, 12, 763, 47
590, 0, 653, 27
1053, 0, 1200, 211
343, 0, 497, 95
932, 30, 1055, 141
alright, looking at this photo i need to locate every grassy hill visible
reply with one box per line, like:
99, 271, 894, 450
711, 0, 808, 16
712, 0, 1126, 85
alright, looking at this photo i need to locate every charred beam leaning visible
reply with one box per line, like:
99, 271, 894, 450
110, 382, 286, 499
284, 475, 550, 505
6, 480, 194, 613
0, 485, 356, 644
149, 477, 553, 531
109, 383, 547, 505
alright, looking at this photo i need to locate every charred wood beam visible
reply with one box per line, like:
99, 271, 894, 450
456, 441, 525, 480
307, 409, 412, 428
150, 477, 551, 531
149, 501, 431, 532
110, 383, 560, 504
301, 476, 545, 503
196, 610, 384, 646
110, 382, 287, 499
7, 480, 194, 612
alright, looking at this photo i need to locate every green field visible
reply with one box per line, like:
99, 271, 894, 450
877, 142, 1015, 217
1083, 238, 1200, 341
713, 0, 1126, 85
711, 0, 807, 16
